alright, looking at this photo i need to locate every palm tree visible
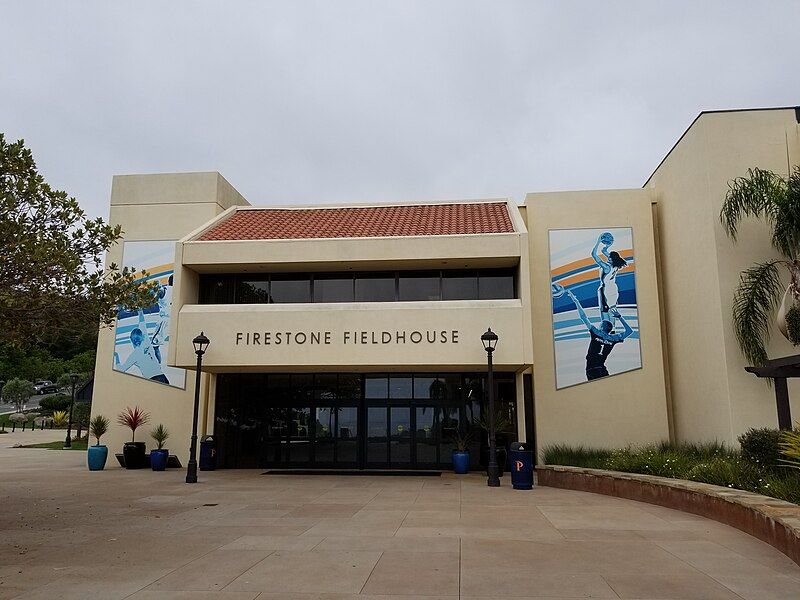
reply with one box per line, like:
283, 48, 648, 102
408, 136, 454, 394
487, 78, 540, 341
720, 167, 800, 365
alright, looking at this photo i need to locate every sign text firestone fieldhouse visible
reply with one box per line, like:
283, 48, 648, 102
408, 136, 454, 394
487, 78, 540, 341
235, 330, 460, 346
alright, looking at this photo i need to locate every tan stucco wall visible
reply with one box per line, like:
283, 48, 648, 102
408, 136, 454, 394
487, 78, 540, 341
91, 172, 249, 465
525, 189, 671, 456
173, 300, 530, 371
647, 108, 800, 444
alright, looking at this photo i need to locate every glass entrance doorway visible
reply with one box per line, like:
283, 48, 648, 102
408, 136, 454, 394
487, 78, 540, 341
214, 372, 517, 470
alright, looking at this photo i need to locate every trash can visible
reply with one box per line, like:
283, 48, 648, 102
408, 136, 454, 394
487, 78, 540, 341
509, 442, 534, 490
199, 435, 217, 471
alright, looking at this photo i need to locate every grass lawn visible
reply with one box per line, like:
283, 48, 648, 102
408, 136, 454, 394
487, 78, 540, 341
23, 439, 88, 450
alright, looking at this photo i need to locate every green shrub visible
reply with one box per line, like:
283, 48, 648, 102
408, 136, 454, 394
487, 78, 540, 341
759, 473, 800, 503
738, 427, 782, 469
600, 445, 696, 478
542, 442, 800, 504
677, 440, 732, 460
686, 457, 762, 490
38, 394, 72, 414
542, 444, 612, 469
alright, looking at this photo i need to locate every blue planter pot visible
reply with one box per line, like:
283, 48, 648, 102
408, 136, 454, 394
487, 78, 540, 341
452, 450, 470, 474
150, 449, 169, 471
87, 445, 108, 471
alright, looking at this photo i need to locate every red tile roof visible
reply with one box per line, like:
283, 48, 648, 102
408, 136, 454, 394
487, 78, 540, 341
196, 202, 514, 241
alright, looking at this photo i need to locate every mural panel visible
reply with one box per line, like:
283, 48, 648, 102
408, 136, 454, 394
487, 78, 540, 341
112, 240, 185, 389
549, 227, 641, 389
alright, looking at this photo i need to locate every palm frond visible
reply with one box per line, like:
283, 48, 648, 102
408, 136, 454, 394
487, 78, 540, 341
778, 426, 800, 470
720, 168, 787, 248
732, 260, 784, 366
772, 167, 800, 259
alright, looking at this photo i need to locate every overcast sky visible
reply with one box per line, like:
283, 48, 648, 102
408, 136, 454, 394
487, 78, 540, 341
3, 1, 799, 219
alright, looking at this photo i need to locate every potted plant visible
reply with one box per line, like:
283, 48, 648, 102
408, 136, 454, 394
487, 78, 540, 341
478, 410, 513, 477
149, 424, 170, 471
117, 406, 150, 469
451, 428, 472, 474
88, 415, 109, 471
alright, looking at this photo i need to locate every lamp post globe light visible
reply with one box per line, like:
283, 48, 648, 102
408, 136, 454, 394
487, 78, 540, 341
481, 328, 501, 487
186, 331, 210, 484
63, 373, 79, 449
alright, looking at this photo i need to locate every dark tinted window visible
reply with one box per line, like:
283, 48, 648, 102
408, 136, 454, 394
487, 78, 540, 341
338, 374, 361, 400
364, 375, 388, 399
198, 268, 516, 304
399, 272, 440, 301
291, 374, 314, 401
314, 373, 339, 401
389, 376, 413, 399
314, 275, 354, 303
413, 375, 436, 399
200, 276, 235, 303
270, 275, 311, 303
442, 271, 478, 300
237, 277, 269, 303
478, 270, 515, 299
355, 275, 396, 302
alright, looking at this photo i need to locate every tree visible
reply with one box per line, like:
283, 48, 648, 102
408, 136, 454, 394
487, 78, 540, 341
73, 402, 91, 439
0, 134, 158, 349
56, 371, 90, 391
2, 378, 34, 412
720, 167, 800, 366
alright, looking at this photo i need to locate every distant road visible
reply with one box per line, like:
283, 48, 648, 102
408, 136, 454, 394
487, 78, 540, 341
0, 393, 55, 415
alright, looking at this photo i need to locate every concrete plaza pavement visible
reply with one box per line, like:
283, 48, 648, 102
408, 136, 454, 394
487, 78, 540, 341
1, 434, 799, 599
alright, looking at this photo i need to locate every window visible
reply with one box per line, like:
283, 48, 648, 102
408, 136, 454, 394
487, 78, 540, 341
389, 375, 413, 399
313, 374, 338, 401
198, 268, 516, 304
270, 275, 311, 303
398, 272, 440, 301
237, 277, 269, 303
413, 376, 437, 400
442, 271, 478, 300
355, 274, 396, 302
364, 375, 388, 399
478, 269, 515, 299
338, 374, 361, 400
314, 275, 354, 303
200, 275, 235, 303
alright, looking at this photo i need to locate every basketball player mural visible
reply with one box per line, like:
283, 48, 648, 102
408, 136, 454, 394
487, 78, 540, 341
551, 231, 634, 383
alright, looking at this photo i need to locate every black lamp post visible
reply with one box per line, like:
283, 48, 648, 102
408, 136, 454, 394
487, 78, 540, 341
186, 331, 210, 484
481, 328, 500, 487
63, 373, 79, 449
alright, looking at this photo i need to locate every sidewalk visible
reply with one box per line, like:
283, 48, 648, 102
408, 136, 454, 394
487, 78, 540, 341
0, 445, 798, 599
0, 428, 73, 450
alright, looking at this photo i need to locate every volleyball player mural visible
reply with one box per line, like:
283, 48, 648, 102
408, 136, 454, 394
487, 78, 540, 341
549, 228, 642, 389
112, 240, 186, 389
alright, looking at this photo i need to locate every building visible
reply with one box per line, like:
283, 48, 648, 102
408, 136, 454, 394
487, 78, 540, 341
92, 106, 800, 468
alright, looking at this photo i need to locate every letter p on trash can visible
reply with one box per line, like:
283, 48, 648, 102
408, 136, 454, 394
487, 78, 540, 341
199, 435, 217, 471
509, 442, 533, 490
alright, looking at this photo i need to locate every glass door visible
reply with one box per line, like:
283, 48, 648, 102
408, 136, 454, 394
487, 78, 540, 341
389, 407, 411, 466
415, 406, 437, 466
366, 406, 388, 467
335, 406, 359, 466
